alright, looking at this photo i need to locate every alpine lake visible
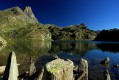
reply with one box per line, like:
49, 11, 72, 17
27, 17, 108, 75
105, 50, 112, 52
0, 40, 119, 80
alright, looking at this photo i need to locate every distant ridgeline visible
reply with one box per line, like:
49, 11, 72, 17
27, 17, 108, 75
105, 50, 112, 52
94, 28, 119, 41
0, 6, 97, 43
46, 24, 97, 40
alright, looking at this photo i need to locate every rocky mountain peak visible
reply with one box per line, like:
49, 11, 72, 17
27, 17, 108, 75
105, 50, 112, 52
24, 6, 37, 21
10, 6, 24, 15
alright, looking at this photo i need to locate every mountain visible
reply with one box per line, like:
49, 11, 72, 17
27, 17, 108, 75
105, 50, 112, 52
0, 6, 51, 41
94, 28, 119, 41
46, 23, 97, 40
0, 6, 97, 42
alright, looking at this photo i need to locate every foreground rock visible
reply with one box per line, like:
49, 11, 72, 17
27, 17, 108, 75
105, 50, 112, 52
29, 57, 36, 76
74, 58, 88, 80
36, 67, 44, 80
104, 69, 111, 80
100, 57, 110, 64
3, 52, 19, 80
0, 66, 5, 74
113, 64, 119, 68
46, 58, 74, 80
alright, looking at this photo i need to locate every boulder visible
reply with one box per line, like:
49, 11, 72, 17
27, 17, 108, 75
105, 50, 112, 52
76, 58, 88, 80
29, 57, 36, 76
113, 64, 119, 68
3, 52, 19, 80
36, 67, 44, 80
0, 66, 5, 74
100, 57, 110, 64
104, 69, 111, 80
46, 58, 74, 80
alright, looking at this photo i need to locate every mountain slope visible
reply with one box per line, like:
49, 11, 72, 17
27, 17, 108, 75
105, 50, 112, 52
46, 23, 97, 40
0, 6, 51, 41
0, 6, 38, 32
94, 28, 119, 41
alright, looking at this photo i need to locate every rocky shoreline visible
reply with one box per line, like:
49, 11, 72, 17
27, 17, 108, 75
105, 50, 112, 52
0, 52, 114, 80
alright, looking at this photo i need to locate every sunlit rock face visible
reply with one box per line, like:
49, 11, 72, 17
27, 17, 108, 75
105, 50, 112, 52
24, 6, 38, 22
3, 52, 18, 80
46, 58, 74, 80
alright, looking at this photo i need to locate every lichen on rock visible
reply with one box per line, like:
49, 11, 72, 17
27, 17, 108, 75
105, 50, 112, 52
46, 58, 74, 80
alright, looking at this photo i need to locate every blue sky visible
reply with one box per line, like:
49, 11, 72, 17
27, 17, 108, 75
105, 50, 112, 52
0, 0, 119, 30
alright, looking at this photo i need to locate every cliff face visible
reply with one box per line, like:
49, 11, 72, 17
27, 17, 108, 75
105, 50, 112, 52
24, 6, 38, 22
47, 24, 97, 40
0, 6, 51, 41
94, 29, 119, 41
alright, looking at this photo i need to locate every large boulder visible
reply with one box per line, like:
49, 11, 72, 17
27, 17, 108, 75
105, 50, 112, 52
46, 58, 74, 80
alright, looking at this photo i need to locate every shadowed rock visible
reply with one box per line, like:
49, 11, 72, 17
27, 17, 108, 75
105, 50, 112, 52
76, 58, 88, 80
36, 67, 44, 80
100, 57, 110, 64
3, 52, 19, 80
104, 69, 111, 80
29, 57, 36, 76
113, 64, 119, 68
46, 58, 74, 80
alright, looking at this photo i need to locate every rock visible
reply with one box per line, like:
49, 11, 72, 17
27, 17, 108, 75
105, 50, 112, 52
113, 64, 119, 68
10, 6, 24, 15
100, 57, 110, 64
24, 6, 38, 22
46, 58, 74, 80
53, 54, 59, 59
0, 66, 5, 74
3, 52, 19, 80
73, 65, 79, 72
104, 69, 111, 80
18, 71, 29, 79
29, 57, 36, 76
0, 64, 20, 75
37, 67, 44, 80
76, 58, 88, 80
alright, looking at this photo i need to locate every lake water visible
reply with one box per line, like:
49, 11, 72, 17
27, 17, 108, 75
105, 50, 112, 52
0, 40, 119, 80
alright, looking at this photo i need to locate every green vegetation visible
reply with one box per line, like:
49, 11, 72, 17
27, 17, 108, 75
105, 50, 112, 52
46, 23, 97, 40
46, 59, 66, 73
0, 6, 51, 43
0, 6, 97, 44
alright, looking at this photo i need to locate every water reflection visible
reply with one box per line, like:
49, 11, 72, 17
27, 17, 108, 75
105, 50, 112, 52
0, 40, 51, 65
49, 41, 96, 56
1, 40, 119, 66
0, 40, 119, 80
96, 43, 119, 53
